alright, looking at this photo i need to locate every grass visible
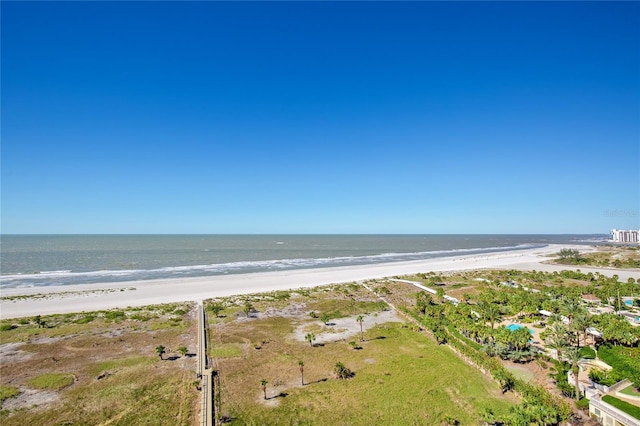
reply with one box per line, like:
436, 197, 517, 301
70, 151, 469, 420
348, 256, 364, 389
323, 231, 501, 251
5, 364, 194, 426
602, 395, 640, 419
212, 305, 516, 426
27, 373, 75, 390
0, 303, 192, 344
620, 385, 640, 397
0, 385, 20, 403
0, 303, 197, 426
93, 356, 155, 375
210, 343, 243, 358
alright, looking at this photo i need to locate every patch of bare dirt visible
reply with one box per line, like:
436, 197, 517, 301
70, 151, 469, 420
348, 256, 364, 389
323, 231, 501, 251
2, 388, 59, 410
293, 310, 403, 344
0, 342, 32, 364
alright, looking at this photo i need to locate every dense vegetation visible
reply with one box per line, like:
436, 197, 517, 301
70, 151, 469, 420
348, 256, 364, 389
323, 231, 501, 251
380, 267, 640, 424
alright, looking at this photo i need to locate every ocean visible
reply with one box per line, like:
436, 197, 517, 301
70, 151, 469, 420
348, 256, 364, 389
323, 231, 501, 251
0, 234, 608, 289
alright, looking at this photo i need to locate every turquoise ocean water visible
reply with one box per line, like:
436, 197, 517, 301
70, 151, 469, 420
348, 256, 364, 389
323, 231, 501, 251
0, 234, 607, 288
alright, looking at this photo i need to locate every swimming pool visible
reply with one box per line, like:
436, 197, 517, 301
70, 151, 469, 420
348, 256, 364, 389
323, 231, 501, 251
506, 324, 534, 334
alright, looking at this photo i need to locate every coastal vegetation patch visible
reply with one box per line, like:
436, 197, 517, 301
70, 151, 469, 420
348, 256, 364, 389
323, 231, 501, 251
0, 287, 137, 302
0, 303, 197, 425
205, 283, 516, 425
552, 246, 640, 270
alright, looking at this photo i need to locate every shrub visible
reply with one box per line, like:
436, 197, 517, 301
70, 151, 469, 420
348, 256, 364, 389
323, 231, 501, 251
576, 397, 590, 410
579, 346, 596, 359
74, 315, 95, 324
104, 310, 126, 321
0, 324, 17, 331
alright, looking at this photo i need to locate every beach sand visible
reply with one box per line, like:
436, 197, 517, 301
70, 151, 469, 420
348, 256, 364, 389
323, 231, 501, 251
1, 244, 638, 319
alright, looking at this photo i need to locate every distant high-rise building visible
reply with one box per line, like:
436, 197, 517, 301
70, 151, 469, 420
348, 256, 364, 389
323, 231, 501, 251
611, 229, 640, 243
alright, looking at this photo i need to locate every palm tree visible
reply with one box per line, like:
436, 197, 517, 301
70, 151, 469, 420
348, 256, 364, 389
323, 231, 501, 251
155, 345, 166, 360
356, 315, 364, 341
298, 360, 304, 386
481, 302, 502, 329
334, 362, 353, 379
319, 312, 331, 325
543, 322, 569, 359
242, 301, 254, 317
565, 346, 582, 401
208, 302, 224, 318
305, 332, 316, 347
260, 379, 268, 400
177, 346, 188, 357
562, 300, 584, 325
492, 367, 514, 393
33, 315, 45, 328
571, 313, 591, 348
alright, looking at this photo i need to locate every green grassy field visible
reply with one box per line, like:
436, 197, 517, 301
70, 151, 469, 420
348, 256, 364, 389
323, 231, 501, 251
219, 323, 516, 425
209, 287, 517, 425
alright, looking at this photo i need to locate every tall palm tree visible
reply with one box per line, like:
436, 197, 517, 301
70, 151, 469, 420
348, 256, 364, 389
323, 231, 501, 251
305, 332, 316, 347
565, 346, 582, 401
562, 300, 584, 325
356, 315, 364, 341
260, 379, 268, 400
298, 360, 304, 386
481, 302, 502, 329
544, 322, 569, 360
571, 313, 591, 348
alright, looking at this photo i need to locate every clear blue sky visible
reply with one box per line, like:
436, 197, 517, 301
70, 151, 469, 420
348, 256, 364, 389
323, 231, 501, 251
1, 1, 639, 234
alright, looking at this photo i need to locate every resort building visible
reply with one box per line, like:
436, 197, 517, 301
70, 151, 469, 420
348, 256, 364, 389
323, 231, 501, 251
588, 378, 640, 426
583, 294, 602, 305
611, 229, 640, 244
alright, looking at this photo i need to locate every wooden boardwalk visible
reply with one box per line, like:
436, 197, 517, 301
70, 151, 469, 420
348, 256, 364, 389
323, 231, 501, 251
198, 302, 214, 426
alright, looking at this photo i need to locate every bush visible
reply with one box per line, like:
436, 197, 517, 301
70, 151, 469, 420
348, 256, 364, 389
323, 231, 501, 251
104, 310, 126, 321
0, 324, 17, 331
576, 397, 590, 410
598, 345, 640, 387
579, 346, 596, 359
589, 368, 623, 387
74, 315, 95, 324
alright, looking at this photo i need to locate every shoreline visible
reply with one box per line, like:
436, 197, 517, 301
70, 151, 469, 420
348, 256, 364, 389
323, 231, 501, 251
1, 244, 638, 319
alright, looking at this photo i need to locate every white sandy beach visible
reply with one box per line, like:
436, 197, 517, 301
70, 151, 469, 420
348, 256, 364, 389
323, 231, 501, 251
1, 244, 638, 319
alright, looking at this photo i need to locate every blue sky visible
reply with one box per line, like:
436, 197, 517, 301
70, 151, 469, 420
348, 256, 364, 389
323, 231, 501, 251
1, 1, 639, 234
